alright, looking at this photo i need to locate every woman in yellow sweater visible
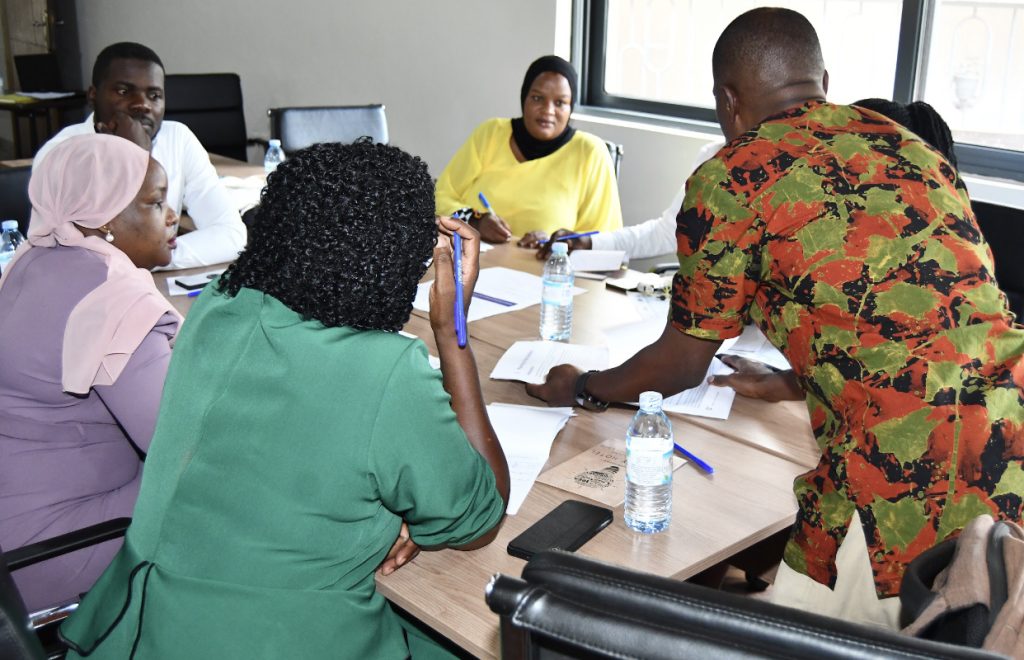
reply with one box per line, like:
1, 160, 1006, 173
435, 55, 622, 245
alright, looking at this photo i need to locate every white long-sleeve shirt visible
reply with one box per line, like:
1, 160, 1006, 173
34, 115, 247, 270
592, 140, 723, 259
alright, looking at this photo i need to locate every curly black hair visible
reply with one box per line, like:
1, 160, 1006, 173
217, 139, 437, 331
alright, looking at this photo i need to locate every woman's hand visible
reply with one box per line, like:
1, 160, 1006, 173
429, 216, 480, 337
517, 231, 549, 249
536, 228, 593, 260
377, 522, 420, 576
707, 355, 804, 402
473, 213, 512, 243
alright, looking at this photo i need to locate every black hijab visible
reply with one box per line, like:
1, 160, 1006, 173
511, 55, 578, 161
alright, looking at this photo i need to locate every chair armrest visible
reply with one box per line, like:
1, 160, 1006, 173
3, 518, 130, 571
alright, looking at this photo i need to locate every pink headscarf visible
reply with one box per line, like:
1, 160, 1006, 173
0, 134, 182, 394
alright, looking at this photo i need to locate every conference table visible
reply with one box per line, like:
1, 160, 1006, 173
155, 242, 818, 659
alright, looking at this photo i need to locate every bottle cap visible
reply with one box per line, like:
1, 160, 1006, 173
268, 139, 281, 148
551, 242, 568, 255
1, 220, 18, 231
638, 391, 663, 411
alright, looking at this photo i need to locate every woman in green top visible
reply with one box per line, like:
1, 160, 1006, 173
61, 140, 510, 659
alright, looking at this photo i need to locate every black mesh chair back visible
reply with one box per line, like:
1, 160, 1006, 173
0, 166, 33, 237
268, 104, 388, 154
604, 140, 623, 178
164, 73, 248, 162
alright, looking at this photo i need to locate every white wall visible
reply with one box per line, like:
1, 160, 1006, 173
73, 0, 717, 226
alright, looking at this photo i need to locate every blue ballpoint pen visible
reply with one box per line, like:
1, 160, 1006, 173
187, 288, 203, 298
453, 232, 467, 347
477, 192, 494, 215
674, 443, 714, 474
538, 230, 600, 245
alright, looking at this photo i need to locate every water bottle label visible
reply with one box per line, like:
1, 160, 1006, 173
542, 280, 572, 306
626, 436, 672, 486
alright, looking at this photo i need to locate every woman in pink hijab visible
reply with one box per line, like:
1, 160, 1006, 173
0, 134, 181, 612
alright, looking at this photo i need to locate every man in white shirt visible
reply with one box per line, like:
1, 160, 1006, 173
34, 42, 246, 270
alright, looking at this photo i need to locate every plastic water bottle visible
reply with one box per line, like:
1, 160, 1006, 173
0, 220, 25, 276
264, 139, 285, 175
625, 391, 673, 534
539, 241, 573, 341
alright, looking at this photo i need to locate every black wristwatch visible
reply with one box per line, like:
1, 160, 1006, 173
574, 370, 609, 412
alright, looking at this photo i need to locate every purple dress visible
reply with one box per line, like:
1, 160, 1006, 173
0, 245, 175, 612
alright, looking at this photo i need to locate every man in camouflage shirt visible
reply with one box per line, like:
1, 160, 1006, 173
528, 7, 1023, 627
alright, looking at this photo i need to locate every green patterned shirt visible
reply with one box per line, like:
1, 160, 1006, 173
672, 101, 1024, 597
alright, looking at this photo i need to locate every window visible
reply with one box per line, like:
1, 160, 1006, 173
579, 0, 1024, 181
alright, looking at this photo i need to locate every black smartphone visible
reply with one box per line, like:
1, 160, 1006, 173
507, 500, 613, 560
174, 274, 213, 290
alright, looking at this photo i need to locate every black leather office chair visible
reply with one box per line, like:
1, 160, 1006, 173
164, 73, 253, 162
486, 550, 1003, 659
268, 104, 388, 154
973, 200, 1024, 323
0, 166, 33, 237
0, 519, 130, 660
604, 140, 623, 178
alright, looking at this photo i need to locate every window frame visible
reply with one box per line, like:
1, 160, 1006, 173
575, 0, 1024, 182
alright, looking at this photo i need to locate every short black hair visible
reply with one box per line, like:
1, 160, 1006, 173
712, 8, 823, 85
91, 42, 164, 87
218, 139, 437, 332
854, 98, 958, 168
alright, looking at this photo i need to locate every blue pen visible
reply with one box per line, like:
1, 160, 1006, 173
453, 232, 467, 347
477, 192, 494, 215
187, 288, 203, 298
538, 230, 600, 245
674, 443, 714, 474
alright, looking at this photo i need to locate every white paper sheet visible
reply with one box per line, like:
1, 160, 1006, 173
487, 403, 574, 515
165, 269, 225, 296
660, 358, 736, 419
603, 317, 736, 419
490, 341, 609, 384
719, 324, 791, 372
626, 291, 670, 320
219, 175, 265, 213
413, 267, 584, 322
569, 250, 625, 273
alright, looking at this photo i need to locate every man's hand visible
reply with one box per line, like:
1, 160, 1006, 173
473, 213, 512, 243
378, 523, 420, 576
525, 364, 583, 407
708, 355, 803, 402
94, 110, 153, 151
536, 228, 593, 260
517, 230, 549, 249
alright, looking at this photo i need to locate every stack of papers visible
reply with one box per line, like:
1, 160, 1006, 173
413, 267, 584, 322
569, 250, 625, 276
488, 403, 574, 514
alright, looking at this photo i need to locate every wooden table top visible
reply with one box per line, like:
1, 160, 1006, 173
383, 244, 817, 658
154, 240, 818, 660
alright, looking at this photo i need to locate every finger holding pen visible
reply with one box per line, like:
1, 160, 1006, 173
475, 192, 512, 243
435, 215, 480, 304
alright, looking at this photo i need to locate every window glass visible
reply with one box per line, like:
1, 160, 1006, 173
920, 1, 1024, 152
602, 0, 904, 108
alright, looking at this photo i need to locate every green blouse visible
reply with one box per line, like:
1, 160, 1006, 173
62, 286, 504, 658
